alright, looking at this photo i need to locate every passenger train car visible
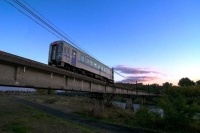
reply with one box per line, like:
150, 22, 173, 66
48, 41, 114, 82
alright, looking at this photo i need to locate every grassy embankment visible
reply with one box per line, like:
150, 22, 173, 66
21, 95, 158, 132
1, 85, 200, 133
30, 87, 200, 133
0, 95, 98, 133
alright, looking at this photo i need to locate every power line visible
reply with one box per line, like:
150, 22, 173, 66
5, 0, 130, 82
4, 0, 100, 61
3, 0, 62, 40
13, 0, 105, 64
21, 0, 92, 56
13, 0, 69, 41
114, 70, 137, 83
18, 0, 94, 57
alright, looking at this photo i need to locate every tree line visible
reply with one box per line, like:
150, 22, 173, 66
116, 77, 200, 94
119, 77, 200, 132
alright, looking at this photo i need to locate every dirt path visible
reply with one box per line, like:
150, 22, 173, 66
14, 97, 155, 133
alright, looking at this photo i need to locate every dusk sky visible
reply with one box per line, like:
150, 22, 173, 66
0, 0, 200, 85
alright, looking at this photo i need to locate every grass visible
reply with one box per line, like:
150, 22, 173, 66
21, 95, 152, 130
2, 122, 32, 133
25, 95, 94, 113
17, 94, 200, 133
0, 95, 98, 133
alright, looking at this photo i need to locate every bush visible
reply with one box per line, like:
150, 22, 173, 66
135, 107, 161, 129
159, 87, 200, 131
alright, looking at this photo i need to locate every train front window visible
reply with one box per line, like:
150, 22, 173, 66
51, 43, 63, 61
51, 45, 57, 60
57, 44, 63, 53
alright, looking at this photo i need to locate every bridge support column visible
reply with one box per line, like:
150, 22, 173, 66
125, 97, 133, 109
14, 66, 21, 85
141, 97, 146, 105
92, 93, 104, 117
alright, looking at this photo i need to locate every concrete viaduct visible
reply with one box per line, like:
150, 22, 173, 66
0, 51, 159, 115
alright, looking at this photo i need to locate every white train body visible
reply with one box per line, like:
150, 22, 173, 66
48, 41, 114, 82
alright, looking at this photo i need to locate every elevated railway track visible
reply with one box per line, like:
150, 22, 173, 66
0, 51, 158, 97
0, 51, 162, 115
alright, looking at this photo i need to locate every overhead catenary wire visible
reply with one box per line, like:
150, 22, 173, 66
21, 0, 92, 57
16, 0, 94, 57
4, 0, 98, 62
13, 0, 71, 42
3, 0, 62, 40
4, 0, 131, 82
114, 71, 137, 83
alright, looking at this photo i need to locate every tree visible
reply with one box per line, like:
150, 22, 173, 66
163, 82, 173, 89
178, 77, 195, 87
159, 87, 200, 131
196, 80, 200, 85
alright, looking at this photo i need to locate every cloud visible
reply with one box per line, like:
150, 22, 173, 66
114, 65, 164, 83
120, 76, 159, 83
114, 65, 160, 75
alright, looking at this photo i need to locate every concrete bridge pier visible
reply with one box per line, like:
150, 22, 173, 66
92, 93, 104, 117
125, 97, 134, 109
141, 97, 147, 105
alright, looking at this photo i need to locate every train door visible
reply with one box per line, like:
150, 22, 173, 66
71, 50, 77, 66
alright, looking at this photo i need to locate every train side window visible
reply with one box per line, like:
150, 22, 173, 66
101, 66, 104, 71
85, 57, 89, 64
104, 67, 107, 73
98, 64, 101, 70
80, 55, 85, 62
90, 60, 93, 67
94, 62, 97, 68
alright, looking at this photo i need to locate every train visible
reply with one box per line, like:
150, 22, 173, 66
48, 40, 114, 83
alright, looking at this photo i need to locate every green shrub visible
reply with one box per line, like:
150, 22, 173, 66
159, 87, 200, 131
135, 107, 161, 128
